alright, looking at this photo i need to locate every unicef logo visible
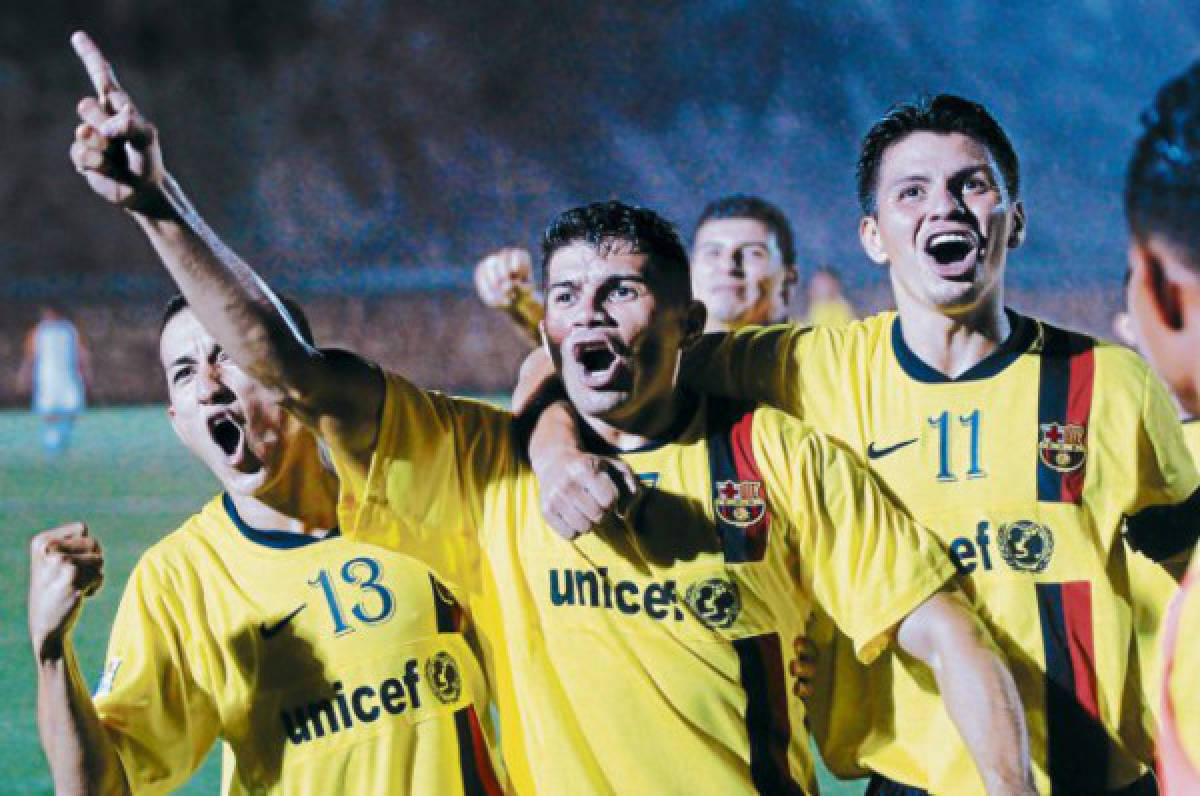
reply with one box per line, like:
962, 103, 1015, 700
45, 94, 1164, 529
998, 521, 1055, 573
685, 577, 742, 629
425, 651, 463, 705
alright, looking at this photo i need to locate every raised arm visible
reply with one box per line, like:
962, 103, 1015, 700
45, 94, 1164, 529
68, 32, 381, 473
896, 591, 1035, 795
29, 522, 130, 795
474, 247, 544, 345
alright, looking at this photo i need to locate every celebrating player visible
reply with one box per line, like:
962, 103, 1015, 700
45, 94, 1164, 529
30, 291, 503, 793
1125, 59, 1200, 795
473, 193, 798, 342
530, 94, 1200, 794
65, 32, 1035, 791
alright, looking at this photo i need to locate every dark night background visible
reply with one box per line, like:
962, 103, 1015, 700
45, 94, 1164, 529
3, 1, 1200, 398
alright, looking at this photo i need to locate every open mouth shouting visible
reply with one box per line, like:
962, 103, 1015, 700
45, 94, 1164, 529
569, 335, 630, 391
923, 228, 984, 280
206, 409, 257, 472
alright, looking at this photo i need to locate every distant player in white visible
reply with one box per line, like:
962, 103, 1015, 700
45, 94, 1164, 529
18, 306, 90, 454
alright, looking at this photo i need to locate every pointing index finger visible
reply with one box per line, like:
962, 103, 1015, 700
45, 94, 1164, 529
71, 31, 122, 100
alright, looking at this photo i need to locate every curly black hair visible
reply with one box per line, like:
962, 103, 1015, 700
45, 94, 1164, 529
541, 200, 692, 305
856, 94, 1020, 215
1126, 61, 1200, 267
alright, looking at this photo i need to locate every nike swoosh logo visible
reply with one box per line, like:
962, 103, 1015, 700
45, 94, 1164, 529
259, 603, 307, 639
866, 437, 918, 459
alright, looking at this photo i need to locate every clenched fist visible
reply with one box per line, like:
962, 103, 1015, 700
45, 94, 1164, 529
474, 247, 536, 309
69, 31, 169, 217
29, 522, 105, 662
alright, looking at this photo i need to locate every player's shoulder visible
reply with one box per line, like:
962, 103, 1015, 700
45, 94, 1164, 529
382, 369, 512, 428
125, 496, 228, 591
746, 401, 841, 465
1026, 314, 1150, 393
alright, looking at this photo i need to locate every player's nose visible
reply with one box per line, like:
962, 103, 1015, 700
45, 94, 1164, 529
928, 181, 965, 219
195, 365, 235, 404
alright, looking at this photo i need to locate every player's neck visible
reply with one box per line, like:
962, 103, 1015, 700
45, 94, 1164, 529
895, 294, 1010, 379
581, 390, 693, 452
231, 445, 339, 535
227, 491, 335, 536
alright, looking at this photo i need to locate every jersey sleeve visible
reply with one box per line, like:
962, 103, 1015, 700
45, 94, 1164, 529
1124, 365, 1200, 562
769, 421, 955, 664
330, 370, 515, 593
91, 559, 219, 794
681, 324, 816, 416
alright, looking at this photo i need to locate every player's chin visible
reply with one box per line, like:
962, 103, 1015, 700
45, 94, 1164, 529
565, 385, 630, 419
213, 460, 270, 498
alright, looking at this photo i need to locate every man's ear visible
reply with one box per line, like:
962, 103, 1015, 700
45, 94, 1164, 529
1130, 239, 1185, 332
859, 215, 888, 265
1007, 201, 1027, 249
681, 299, 707, 350
781, 263, 799, 301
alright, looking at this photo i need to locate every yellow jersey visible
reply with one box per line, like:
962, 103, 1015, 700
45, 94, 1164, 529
689, 310, 1200, 794
332, 373, 955, 794
92, 494, 504, 795
803, 297, 856, 327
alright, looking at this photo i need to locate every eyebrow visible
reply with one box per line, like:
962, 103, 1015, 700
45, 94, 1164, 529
548, 273, 648, 289
888, 162, 992, 188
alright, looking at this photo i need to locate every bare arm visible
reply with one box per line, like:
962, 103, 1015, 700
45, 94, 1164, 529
474, 247, 544, 345
30, 523, 130, 796
896, 591, 1035, 796
68, 32, 381, 474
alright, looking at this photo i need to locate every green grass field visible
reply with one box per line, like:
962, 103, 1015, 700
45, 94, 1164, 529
1, 406, 864, 794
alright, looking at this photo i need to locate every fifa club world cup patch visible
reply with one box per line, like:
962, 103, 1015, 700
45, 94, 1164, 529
998, 520, 1055, 573
94, 656, 122, 698
425, 650, 463, 705
685, 577, 742, 629
713, 480, 766, 528
1038, 422, 1087, 473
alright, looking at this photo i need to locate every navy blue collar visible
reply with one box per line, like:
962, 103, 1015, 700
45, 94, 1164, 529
222, 492, 340, 549
891, 309, 1035, 384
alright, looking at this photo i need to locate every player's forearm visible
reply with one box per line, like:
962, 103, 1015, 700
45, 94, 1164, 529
898, 593, 1035, 795
36, 644, 130, 795
130, 173, 315, 399
503, 292, 545, 345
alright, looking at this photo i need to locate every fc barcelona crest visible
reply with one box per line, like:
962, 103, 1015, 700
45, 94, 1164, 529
1038, 422, 1087, 473
713, 479, 766, 528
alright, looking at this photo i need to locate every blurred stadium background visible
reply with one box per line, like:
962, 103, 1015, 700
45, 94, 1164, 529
5, 1, 1200, 792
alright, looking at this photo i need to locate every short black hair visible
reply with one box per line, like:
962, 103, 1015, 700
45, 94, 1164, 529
159, 293, 315, 347
1126, 61, 1200, 269
856, 94, 1020, 215
693, 194, 797, 267
541, 200, 692, 304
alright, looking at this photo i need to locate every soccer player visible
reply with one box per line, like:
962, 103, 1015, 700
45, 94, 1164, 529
65, 33, 1036, 791
689, 194, 799, 331
1124, 59, 1200, 794
473, 193, 798, 341
17, 305, 90, 454
803, 265, 857, 327
529, 95, 1200, 794
29, 294, 503, 794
